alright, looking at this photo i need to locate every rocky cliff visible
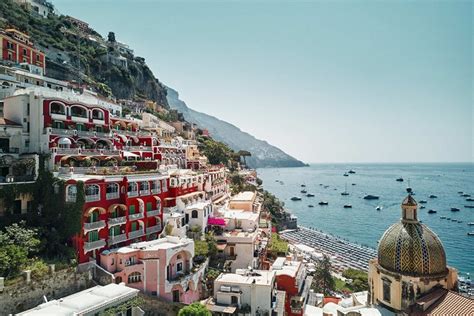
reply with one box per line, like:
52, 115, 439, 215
167, 87, 306, 168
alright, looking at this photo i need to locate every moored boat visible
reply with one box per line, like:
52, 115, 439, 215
301, 190, 307, 194
343, 204, 352, 208
291, 196, 302, 201
343, 173, 349, 177
348, 170, 356, 174
363, 194, 379, 200
464, 205, 474, 209
308, 204, 314, 208
466, 198, 474, 202
396, 177, 404, 182
376, 206, 382, 211
419, 200, 427, 204
306, 193, 315, 197
318, 201, 329, 206
451, 207, 460, 212
461, 193, 471, 197
428, 209, 437, 214
468, 232, 474, 236
429, 194, 438, 198
420, 205, 426, 209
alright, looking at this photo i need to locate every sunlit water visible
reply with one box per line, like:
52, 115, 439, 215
258, 163, 474, 275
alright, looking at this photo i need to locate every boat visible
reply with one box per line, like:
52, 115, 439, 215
468, 232, 474, 236
451, 207, 460, 212
451, 219, 457, 222
318, 201, 329, 206
301, 190, 307, 194
419, 200, 427, 204
461, 193, 471, 197
308, 205, 314, 208
429, 195, 438, 199
363, 195, 379, 200
458, 191, 464, 194
468, 222, 474, 225
341, 183, 349, 196
348, 170, 356, 174
464, 205, 474, 209
352, 183, 356, 186
306, 193, 315, 197
301, 184, 306, 187
420, 205, 426, 209
291, 197, 302, 201
343, 173, 349, 177
343, 204, 352, 208
324, 185, 329, 189
440, 216, 446, 219
396, 177, 404, 182
428, 209, 437, 214
376, 206, 383, 211
446, 217, 451, 220
466, 198, 474, 202
458, 220, 463, 223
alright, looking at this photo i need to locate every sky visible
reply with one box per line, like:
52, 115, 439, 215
54, 0, 472, 163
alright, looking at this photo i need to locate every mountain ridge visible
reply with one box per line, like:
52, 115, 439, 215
166, 87, 306, 168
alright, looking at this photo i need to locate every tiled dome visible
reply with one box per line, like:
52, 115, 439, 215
377, 196, 447, 276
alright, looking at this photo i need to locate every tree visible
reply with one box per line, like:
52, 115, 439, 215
107, 31, 116, 42
178, 303, 211, 316
312, 255, 335, 295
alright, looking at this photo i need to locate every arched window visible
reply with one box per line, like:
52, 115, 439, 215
50, 101, 65, 115
106, 183, 119, 199
140, 181, 149, 192
70, 105, 87, 118
128, 272, 141, 283
66, 185, 77, 202
192, 210, 198, 219
128, 182, 138, 195
85, 185, 100, 201
383, 278, 391, 303
92, 109, 104, 120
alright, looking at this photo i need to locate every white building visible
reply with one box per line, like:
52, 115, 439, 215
17, 283, 143, 316
207, 269, 277, 316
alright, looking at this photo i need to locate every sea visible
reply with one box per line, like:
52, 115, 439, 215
258, 163, 474, 276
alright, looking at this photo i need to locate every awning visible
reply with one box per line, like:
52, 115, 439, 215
216, 243, 227, 251
123, 151, 140, 158
58, 137, 72, 145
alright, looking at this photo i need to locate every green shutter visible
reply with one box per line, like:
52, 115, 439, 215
131, 222, 138, 231
89, 230, 98, 242
146, 202, 152, 212
129, 205, 135, 214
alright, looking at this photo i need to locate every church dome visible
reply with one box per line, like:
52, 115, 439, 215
377, 195, 447, 276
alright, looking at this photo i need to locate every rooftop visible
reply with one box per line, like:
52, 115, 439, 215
17, 283, 138, 316
216, 269, 275, 286
230, 191, 255, 202
102, 236, 193, 255
406, 288, 474, 316
271, 257, 302, 278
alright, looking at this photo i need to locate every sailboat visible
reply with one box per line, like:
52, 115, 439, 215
341, 183, 349, 196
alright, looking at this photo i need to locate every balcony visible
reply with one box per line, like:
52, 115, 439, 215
53, 148, 120, 156
106, 192, 120, 200
129, 212, 144, 221
85, 194, 100, 202
151, 188, 161, 194
128, 229, 145, 240
127, 190, 138, 197
51, 113, 67, 121
84, 239, 106, 253
108, 233, 127, 245
108, 216, 127, 226
140, 190, 150, 196
146, 209, 160, 217
125, 146, 152, 152
84, 220, 106, 232
146, 224, 162, 234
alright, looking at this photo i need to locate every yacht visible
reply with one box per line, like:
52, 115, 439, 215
341, 183, 349, 196
451, 207, 460, 212
461, 193, 471, 197
308, 204, 314, 208
318, 201, 329, 206
291, 197, 302, 201
376, 206, 383, 211
343, 173, 349, 177
440, 216, 446, 219
301, 190, 307, 194
468, 232, 474, 236
466, 198, 474, 202
348, 170, 356, 174
420, 205, 426, 209
396, 177, 404, 182
343, 204, 352, 208
428, 209, 437, 214
468, 222, 474, 226
429, 194, 438, 199
419, 200, 427, 204
306, 193, 315, 197
464, 205, 474, 209
363, 195, 379, 200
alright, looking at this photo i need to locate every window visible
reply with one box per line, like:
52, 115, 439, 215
177, 262, 183, 272
50, 102, 65, 115
151, 180, 161, 193
66, 185, 77, 202
162, 180, 168, 192
71, 105, 87, 118
383, 279, 391, 303
140, 181, 149, 193
129, 205, 136, 215
88, 230, 99, 242
92, 109, 104, 120
192, 210, 198, 219
127, 182, 138, 195
128, 272, 141, 283
231, 296, 238, 305
146, 202, 152, 212
106, 183, 119, 193
86, 185, 100, 196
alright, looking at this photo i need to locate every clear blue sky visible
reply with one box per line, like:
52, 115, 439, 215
54, 0, 472, 163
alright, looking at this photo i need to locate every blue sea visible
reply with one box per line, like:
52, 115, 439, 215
258, 163, 474, 276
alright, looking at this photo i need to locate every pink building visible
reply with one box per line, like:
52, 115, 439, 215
100, 236, 207, 304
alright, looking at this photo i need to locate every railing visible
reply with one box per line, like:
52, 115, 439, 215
129, 212, 144, 220
124, 146, 153, 151
108, 233, 127, 245
106, 192, 120, 200
0, 147, 20, 154
84, 220, 106, 232
163, 206, 177, 213
84, 239, 106, 253
128, 229, 145, 239
85, 194, 100, 202
52, 148, 120, 156
140, 190, 150, 196
127, 191, 138, 197
0, 175, 35, 183
146, 210, 160, 217
108, 216, 127, 226
146, 224, 162, 234
151, 188, 161, 194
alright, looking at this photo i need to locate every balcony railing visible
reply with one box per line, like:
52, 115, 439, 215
151, 188, 161, 194
84, 239, 106, 253
84, 220, 106, 232
146, 209, 160, 217
146, 224, 162, 234
108, 216, 127, 226
52, 148, 120, 156
125, 146, 153, 152
85, 194, 100, 202
108, 233, 127, 245
106, 192, 120, 200
140, 190, 150, 196
127, 190, 138, 197
0, 147, 20, 154
128, 229, 145, 240
129, 212, 144, 221
163, 206, 177, 213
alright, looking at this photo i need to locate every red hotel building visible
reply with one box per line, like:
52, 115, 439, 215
0, 29, 45, 74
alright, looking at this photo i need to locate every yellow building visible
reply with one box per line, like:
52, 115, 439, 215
368, 194, 458, 312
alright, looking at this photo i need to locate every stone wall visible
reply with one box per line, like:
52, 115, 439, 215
139, 293, 184, 316
0, 266, 95, 315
